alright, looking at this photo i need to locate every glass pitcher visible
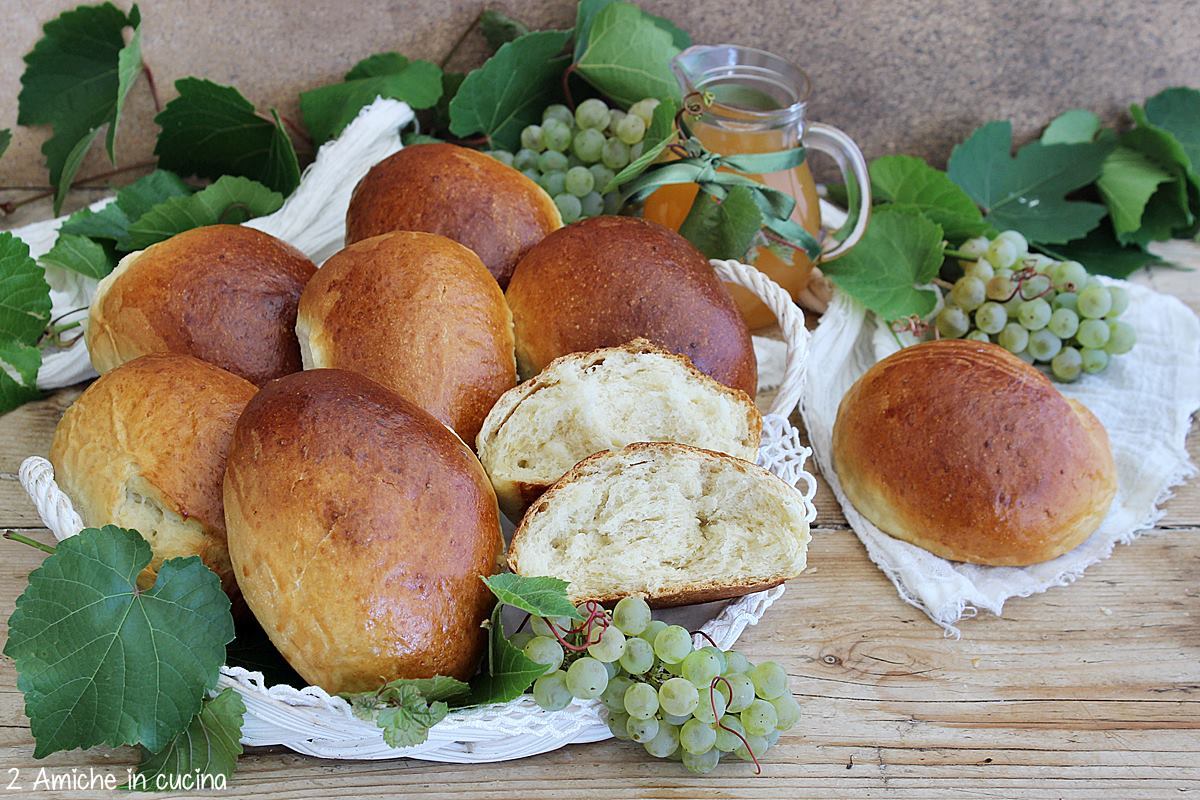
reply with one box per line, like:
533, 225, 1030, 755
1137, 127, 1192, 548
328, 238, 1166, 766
642, 45, 872, 329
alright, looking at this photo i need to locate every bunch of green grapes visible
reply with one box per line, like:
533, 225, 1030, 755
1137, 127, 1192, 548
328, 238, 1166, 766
936, 230, 1137, 382
486, 97, 659, 224
513, 596, 798, 774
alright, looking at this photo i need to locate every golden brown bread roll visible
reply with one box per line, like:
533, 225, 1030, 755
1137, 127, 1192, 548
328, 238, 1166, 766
223, 369, 504, 692
86, 224, 317, 385
49, 355, 256, 598
832, 339, 1117, 566
296, 231, 516, 444
505, 216, 757, 397
345, 143, 562, 288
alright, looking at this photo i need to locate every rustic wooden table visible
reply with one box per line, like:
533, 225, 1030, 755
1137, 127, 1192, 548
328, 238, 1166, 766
0, 211, 1196, 797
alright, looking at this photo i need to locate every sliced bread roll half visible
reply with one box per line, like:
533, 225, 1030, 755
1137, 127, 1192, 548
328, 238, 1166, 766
477, 339, 762, 520
508, 442, 810, 606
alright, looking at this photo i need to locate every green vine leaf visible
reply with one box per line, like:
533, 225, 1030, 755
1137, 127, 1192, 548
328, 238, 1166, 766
1040, 109, 1101, 145
480, 9, 531, 51
678, 185, 763, 260
40, 233, 113, 280
300, 53, 443, 145
122, 175, 284, 251
482, 574, 583, 620
1139, 87, 1200, 186
465, 604, 548, 706
821, 205, 944, 321
59, 170, 194, 248
0, 129, 10, 160
573, 0, 690, 61
346, 677, 467, 748
868, 154, 991, 241
3, 526, 234, 757
575, 2, 681, 108
129, 688, 245, 792
1096, 145, 1172, 238
0, 233, 50, 414
0, 340, 42, 415
1041, 222, 1161, 279
17, 3, 143, 212
449, 30, 571, 150
155, 78, 301, 195
947, 120, 1111, 245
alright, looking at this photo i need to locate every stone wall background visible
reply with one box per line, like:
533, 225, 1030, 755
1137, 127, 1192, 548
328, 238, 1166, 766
2, 0, 1197, 190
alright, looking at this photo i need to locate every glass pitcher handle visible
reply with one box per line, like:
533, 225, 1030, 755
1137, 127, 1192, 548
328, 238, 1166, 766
805, 122, 871, 261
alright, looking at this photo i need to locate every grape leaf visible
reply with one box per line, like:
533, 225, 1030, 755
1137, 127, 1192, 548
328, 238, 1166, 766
0, 340, 42, 416
130, 688, 244, 792
575, 2, 681, 108
605, 96, 678, 190
573, 0, 691, 61
60, 170, 194, 247
0, 129, 10, 159
947, 120, 1110, 244
821, 205, 944, 321
1096, 145, 1172, 237
358, 684, 448, 749
0, 233, 52, 348
4, 526, 234, 757
155, 78, 301, 195
449, 30, 571, 150
300, 53, 443, 145
40, 234, 113, 280
431, 71, 466, 132
1040, 221, 1161, 279
466, 604, 548, 706
1041, 109, 1101, 145
123, 176, 283, 251
868, 154, 990, 241
480, 9, 530, 50
678, 185, 764, 260
1140, 87, 1200, 186
18, 4, 143, 213
482, 574, 583, 619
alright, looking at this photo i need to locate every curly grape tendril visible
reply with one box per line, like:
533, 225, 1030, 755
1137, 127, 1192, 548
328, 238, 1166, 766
711, 675, 761, 775
538, 600, 610, 652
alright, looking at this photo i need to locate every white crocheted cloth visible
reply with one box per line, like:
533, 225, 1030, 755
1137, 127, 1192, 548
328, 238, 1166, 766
801, 286, 1200, 633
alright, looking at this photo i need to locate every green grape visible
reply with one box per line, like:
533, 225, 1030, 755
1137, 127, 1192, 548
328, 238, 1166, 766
1019, 272, 1053, 299
613, 596, 651, 635
639, 618, 668, 643
680, 718, 717, 755
604, 660, 619, 680
626, 715, 659, 743
1017, 298, 1052, 331
998, 322, 1029, 354
623, 682, 660, 720
601, 138, 631, 169
1077, 285, 1113, 319
692, 687, 727, 725
567, 153, 583, 168
720, 673, 757, 713
575, 98, 611, 130
959, 236, 989, 259
508, 631, 535, 650
1105, 320, 1136, 354
749, 662, 788, 700
539, 171, 566, 197
654, 625, 693, 664
1081, 347, 1109, 373
619, 636, 655, 675
764, 729, 781, 751
554, 193, 583, 224
715, 716, 746, 752
1024, 252, 1056, 273
601, 674, 635, 712
488, 150, 515, 167
996, 229, 1029, 257
538, 149, 569, 173
628, 98, 660, 126
533, 670, 572, 710
1106, 285, 1130, 317
662, 712, 691, 726
629, 141, 644, 161
606, 710, 631, 740
663, 657, 685, 677
682, 747, 720, 774
603, 191, 623, 214
699, 646, 727, 674
606, 108, 627, 136
741, 699, 779, 735
588, 624, 626, 662
1027, 329, 1062, 362
580, 191, 604, 217
521, 168, 541, 185
936, 305, 969, 339
542, 103, 574, 126
616, 113, 646, 145
985, 273, 1016, 301
659, 677, 700, 716
542, 118, 573, 152
1076, 318, 1110, 349
565, 656, 609, 699
572, 128, 606, 163
531, 615, 569, 638
643, 721, 680, 758
1052, 260, 1088, 292
520, 124, 545, 152
1016, 350, 1035, 364
513, 148, 539, 171
985, 237, 1019, 270
735, 734, 767, 762
965, 259, 994, 281
950, 276, 987, 311
974, 301, 1007, 334
682, 649, 723, 688
965, 330, 991, 343
1054, 291, 1078, 311
1051, 347, 1083, 382
1048, 307, 1079, 339
523, 636, 564, 675
771, 694, 801, 730
724, 650, 751, 675
564, 165, 595, 197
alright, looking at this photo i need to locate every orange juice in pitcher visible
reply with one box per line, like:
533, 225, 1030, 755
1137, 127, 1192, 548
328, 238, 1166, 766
643, 46, 871, 329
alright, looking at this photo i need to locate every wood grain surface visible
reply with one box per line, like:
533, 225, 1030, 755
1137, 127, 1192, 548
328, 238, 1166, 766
0, 205, 1196, 798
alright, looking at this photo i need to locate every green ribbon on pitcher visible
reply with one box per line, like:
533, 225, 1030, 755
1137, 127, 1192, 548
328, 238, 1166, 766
620, 140, 822, 260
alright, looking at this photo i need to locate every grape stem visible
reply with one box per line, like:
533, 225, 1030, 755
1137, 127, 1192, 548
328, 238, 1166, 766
710, 675, 761, 775
943, 247, 974, 260
539, 600, 610, 653
3, 531, 57, 555
691, 630, 718, 648
560, 63, 579, 111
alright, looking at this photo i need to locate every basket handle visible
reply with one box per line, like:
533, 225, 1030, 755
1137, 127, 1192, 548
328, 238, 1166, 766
710, 259, 810, 419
